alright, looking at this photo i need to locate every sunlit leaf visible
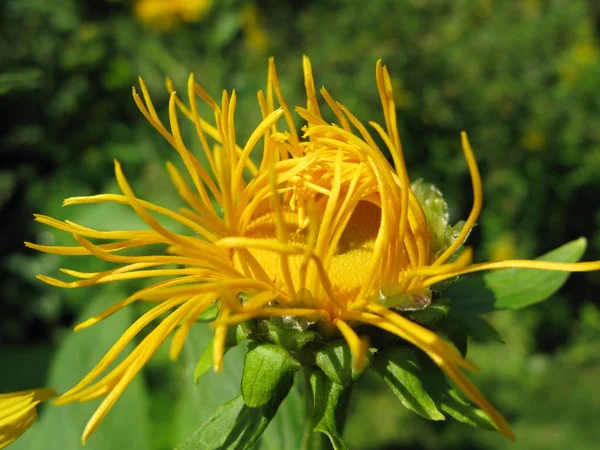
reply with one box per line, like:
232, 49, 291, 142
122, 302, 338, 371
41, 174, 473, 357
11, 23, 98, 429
173, 325, 247, 447
315, 340, 371, 386
258, 378, 305, 449
309, 370, 348, 450
241, 343, 300, 407
447, 238, 587, 313
373, 346, 445, 421
176, 377, 293, 450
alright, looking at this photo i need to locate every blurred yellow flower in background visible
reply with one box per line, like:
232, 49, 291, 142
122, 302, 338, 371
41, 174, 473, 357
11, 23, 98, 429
559, 23, 599, 85
489, 232, 518, 261
242, 3, 269, 53
134, 0, 212, 30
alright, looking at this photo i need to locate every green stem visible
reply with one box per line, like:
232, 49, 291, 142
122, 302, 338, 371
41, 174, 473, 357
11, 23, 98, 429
300, 368, 316, 450
300, 369, 353, 450
335, 384, 353, 439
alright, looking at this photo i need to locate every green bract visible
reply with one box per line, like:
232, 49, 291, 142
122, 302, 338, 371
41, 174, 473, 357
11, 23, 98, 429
411, 179, 466, 259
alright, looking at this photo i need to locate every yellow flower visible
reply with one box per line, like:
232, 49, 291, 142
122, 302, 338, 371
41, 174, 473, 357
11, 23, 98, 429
489, 232, 518, 261
134, 0, 212, 30
242, 3, 269, 53
23, 57, 600, 443
0, 388, 56, 449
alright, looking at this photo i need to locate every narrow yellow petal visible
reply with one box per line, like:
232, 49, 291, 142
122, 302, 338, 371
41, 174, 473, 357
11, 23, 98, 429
334, 319, 369, 372
433, 132, 483, 266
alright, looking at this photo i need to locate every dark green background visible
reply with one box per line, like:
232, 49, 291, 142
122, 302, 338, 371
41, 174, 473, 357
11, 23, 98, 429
1, 0, 599, 449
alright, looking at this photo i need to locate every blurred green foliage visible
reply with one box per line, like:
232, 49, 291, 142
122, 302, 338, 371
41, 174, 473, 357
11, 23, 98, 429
1, 0, 600, 448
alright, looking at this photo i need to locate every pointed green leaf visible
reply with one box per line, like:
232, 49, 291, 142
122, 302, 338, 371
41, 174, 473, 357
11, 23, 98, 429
452, 311, 504, 343
439, 388, 496, 431
241, 343, 301, 407
436, 318, 469, 357
258, 379, 305, 449
193, 336, 217, 382
418, 352, 496, 431
197, 304, 218, 321
406, 298, 451, 325
260, 320, 318, 351
173, 325, 248, 447
373, 346, 445, 421
176, 396, 246, 450
194, 323, 252, 382
315, 340, 372, 386
177, 375, 293, 450
232, 322, 254, 344
447, 238, 587, 313
309, 370, 349, 450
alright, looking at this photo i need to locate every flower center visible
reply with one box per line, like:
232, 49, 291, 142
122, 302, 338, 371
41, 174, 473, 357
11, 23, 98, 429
236, 200, 381, 304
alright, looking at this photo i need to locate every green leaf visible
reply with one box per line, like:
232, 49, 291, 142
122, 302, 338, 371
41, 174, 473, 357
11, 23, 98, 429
176, 396, 246, 450
446, 238, 587, 313
315, 340, 371, 386
241, 343, 301, 407
0, 69, 43, 95
176, 376, 293, 450
418, 352, 496, 431
193, 337, 217, 382
452, 311, 504, 343
260, 320, 318, 351
439, 389, 496, 431
173, 325, 248, 447
10, 290, 150, 450
406, 298, 451, 325
309, 370, 349, 450
194, 323, 252, 382
257, 378, 305, 449
436, 318, 469, 357
197, 304, 219, 322
372, 347, 445, 421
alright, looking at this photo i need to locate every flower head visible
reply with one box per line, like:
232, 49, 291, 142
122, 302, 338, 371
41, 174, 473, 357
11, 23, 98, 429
242, 3, 269, 53
21, 57, 600, 443
0, 388, 56, 449
134, 0, 212, 30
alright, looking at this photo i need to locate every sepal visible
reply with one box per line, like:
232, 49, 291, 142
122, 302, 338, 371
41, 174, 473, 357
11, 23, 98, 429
241, 343, 301, 407
315, 340, 373, 386
308, 370, 349, 450
372, 346, 445, 420
194, 322, 253, 382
